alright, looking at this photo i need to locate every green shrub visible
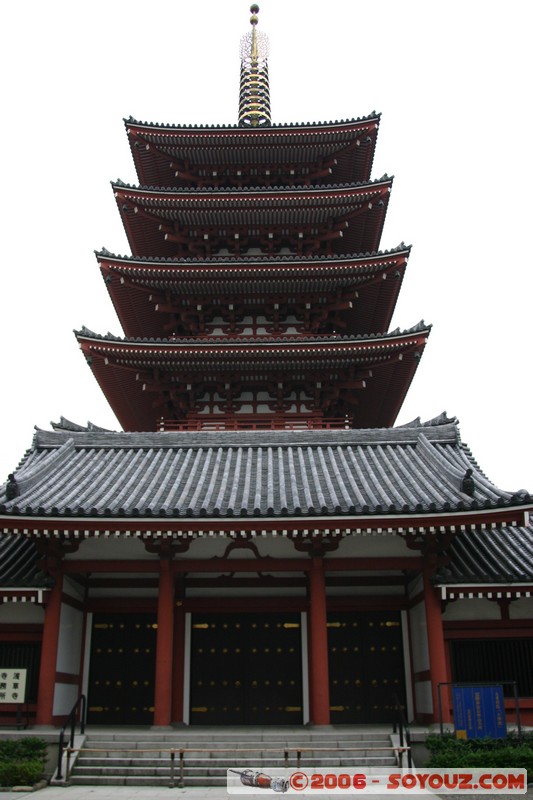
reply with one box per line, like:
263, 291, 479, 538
426, 733, 533, 770
0, 738, 46, 787
0, 759, 44, 787
0, 737, 47, 762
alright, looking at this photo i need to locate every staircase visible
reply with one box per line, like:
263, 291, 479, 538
66, 727, 402, 787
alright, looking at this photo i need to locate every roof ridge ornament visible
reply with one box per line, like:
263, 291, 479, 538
238, 4, 271, 128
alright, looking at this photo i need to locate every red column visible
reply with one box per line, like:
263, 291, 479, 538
153, 558, 175, 727
423, 566, 450, 722
35, 570, 63, 726
308, 556, 330, 725
171, 601, 186, 724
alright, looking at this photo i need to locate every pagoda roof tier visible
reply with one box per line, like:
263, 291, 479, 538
125, 114, 380, 188
1, 416, 531, 528
75, 323, 430, 432
97, 246, 410, 339
113, 178, 392, 259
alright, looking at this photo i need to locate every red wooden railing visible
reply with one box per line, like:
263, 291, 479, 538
158, 415, 353, 432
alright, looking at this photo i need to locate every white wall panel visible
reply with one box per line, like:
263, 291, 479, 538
409, 600, 429, 672
509, 598, 533, 619
442, 598, 500, 621
414, 680, 433, 714
56, 603, 84, 675
0, 603, 44, 623
53, 682, 79, 716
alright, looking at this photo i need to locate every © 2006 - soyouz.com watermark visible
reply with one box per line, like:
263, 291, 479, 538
227, 767, 528, 794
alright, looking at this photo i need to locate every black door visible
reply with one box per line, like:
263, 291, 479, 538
190, 613, 303, 724
87, 613, 157, 725
328, 611, 406, 723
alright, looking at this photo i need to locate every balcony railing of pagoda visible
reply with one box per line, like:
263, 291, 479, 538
158, 415, 353, 432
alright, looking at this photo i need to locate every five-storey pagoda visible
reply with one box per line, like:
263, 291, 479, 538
77, 7, 428, 434
1, 7, 533, 731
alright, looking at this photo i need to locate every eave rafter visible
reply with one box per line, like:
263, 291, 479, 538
76, 327, 428, 428
97, 249, 409, 281
113, 179, 392, 258
78, 329, 428, 369
3, 508, 531, 538
126, 117, 380, 188
97, 249, 409, 308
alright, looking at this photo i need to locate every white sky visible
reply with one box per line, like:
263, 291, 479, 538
0, 0, 531, 492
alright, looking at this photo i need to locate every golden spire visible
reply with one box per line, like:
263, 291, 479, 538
238, 4, 271, 127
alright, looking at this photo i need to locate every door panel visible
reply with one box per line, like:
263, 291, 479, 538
328, 611, 406, 723
190, 613, 302, 725
87, 613, 156, 725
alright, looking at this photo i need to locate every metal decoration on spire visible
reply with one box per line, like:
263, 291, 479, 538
238, 4, 271, 127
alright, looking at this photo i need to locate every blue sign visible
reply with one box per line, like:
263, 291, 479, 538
452, 685, 507, 739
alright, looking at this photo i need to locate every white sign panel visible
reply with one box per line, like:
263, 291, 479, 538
0, 668, 27, 704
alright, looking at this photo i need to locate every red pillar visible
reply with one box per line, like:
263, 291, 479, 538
423, 565, 450, 722
153, 558, 175, 727
35, 570, 63, 726
171, 601, 186, 724
308, 556, 330, 724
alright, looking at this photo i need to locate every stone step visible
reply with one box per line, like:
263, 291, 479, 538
69, 775, 226, 786
77, 752, 396, 765
81, 738, 392, 750
82, 730, 392, 742
68, 729, 398, 786
80, 741, 391, 751
75, 755, 396, 769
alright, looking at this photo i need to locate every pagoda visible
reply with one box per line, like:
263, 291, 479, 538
76, 6, 428, 434
1, 6, 533, 733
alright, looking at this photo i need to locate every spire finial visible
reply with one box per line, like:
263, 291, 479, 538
238, 5, 271, 128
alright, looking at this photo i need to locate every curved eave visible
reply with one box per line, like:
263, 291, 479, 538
125, 114, 381, 142
76, 325, 429, 353
75, 327, 430, 432
2, 509, 531, 531
113, 179, 392, 258
113, 177, 392, 203
126, 116, 380, 188
97, 246, 410, 269
98, 249, 409, 339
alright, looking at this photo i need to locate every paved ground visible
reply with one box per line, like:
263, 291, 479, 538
0, 790, 225, 800
0, 786, 531, 800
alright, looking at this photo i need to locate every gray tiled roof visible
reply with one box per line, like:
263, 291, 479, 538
1, 416, 530, 519
74, 319, 429, 346
0, 536, 50, 587
112, 175, 392, 196
437, 524, 533, 584
96, 245, 411, 279
124, 113, 381, 132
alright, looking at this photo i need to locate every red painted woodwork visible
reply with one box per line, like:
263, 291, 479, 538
77, 324, 429, 433
422, 566, 450, 723
35, 571, 63, 726
76, 115, 427, 433
17, 501, 524, 537
59, 556, 422, 575
171, 603, 186, 724
444, 620, 533, 637
153, 559, 175, 726
113, 180, 392, 260
308, 557, 330, 725
98, 249, 409, 341
126, 117, 380, 189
